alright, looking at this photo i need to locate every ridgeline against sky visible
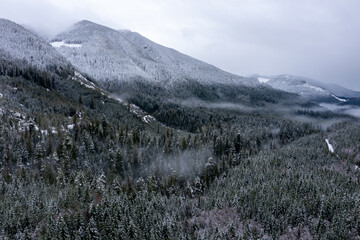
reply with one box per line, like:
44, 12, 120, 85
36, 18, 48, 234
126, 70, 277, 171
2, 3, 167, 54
1, 0, 359, 90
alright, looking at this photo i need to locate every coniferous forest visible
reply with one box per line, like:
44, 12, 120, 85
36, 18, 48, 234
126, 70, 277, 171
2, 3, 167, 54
1, 18, 360, 239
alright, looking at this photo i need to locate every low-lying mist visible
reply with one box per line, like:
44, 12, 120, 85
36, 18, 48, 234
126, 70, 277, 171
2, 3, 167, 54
148, 148, 212, 180
178, 98, 255, 112
319, 103, 360, 118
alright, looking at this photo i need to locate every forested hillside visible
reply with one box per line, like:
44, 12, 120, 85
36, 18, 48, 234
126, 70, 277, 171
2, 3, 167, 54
1, 18, 360, 239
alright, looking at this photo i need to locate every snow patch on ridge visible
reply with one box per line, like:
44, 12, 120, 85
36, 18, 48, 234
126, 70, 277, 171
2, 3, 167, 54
303, 83, 326, 93
51, 41, 82, 48
258, 77, 270, 83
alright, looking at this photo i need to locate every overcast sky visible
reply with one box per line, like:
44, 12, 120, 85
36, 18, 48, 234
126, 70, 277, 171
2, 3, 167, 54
1, 0, 360, 90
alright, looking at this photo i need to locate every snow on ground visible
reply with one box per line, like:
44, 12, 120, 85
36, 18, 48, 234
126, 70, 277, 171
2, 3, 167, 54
142, 115, 156, 124
332, 94, 348, 102
51, 127, 58, 134
111, 96, 123, 103
109, 95, 156, 124
13, 112, 22, 118
325, 139, 334, 153
258, 77, 270, 83
80, 82, 95, 90
303, 83, 326, 93
67, 124, 75, 130
73, 71, 96, 90
0, 19, 71, 71
52, 21, 258, 87
51, 41, 82, 48
129, 104, 146, 117
0, 93, 3, 98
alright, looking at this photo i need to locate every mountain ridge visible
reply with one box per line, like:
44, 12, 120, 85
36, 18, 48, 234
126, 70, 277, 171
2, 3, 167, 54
253, 74, 360, 102
51, 20, 259, 89
2, 18, 360, 240
0, 18, 72, 73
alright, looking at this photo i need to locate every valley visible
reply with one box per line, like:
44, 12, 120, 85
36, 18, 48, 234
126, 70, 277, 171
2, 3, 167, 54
0, 18, 360, 239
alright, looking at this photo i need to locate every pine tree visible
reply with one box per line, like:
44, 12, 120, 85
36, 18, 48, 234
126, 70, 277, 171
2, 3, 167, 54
96, 172, 106, 194
90, 97, 95, 109
87, 217, 100, 239
181, 137, 187, 151
115, 150, 124, 177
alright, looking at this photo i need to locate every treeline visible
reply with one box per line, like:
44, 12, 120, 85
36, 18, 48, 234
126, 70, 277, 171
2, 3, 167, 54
295, 109, 350, 119
100, 79, 304, 132
0, 59, 73, 89
1, 68, 359, 238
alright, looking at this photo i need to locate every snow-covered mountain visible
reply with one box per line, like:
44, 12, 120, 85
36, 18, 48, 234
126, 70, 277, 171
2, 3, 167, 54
254, 75, 360, 103
0, 19, 72, 72
51, 20, 258, 89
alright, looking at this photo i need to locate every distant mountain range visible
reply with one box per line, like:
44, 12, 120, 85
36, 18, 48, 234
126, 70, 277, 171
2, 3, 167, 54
252, 74, 360, 103
1, 18, 359, 118
0, 18, 304, 136
46, 20, 311, 114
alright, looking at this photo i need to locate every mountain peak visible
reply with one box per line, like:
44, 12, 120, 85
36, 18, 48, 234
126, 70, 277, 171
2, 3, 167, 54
51, 20, 257, 88
72, 20, 114, 32
76, 19, 93, 25
75, 20, 102, 28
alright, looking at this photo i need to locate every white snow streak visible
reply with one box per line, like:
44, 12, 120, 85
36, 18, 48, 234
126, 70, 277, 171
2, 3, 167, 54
51, 127, 58, 134
303, 83, 326, 93
325, 139, 334, 153
332, 94, 348, 102
258, 77, 270, 83
142, 115, 155, 124
51, 41, 82, 48
0, 93, 3, 98
41, 130, 48, 135
73, 71, 96, 90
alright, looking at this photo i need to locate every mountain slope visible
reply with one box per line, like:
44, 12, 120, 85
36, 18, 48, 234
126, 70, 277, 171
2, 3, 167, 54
49, 20, 335, 132
0, 19, 72, 73
254, 74, 360, 103
2, 18, 360, 240
0, 18, 147, 129
51, 20, 258, 89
